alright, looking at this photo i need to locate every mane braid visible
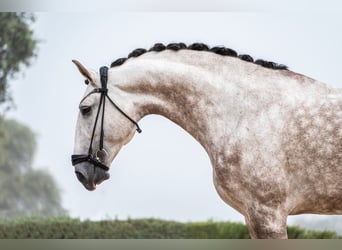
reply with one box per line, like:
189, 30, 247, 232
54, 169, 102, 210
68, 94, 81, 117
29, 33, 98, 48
110, 42, 288, 70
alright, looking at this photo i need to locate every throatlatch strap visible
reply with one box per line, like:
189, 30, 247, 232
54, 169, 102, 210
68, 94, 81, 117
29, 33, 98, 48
106, 96, 142, 133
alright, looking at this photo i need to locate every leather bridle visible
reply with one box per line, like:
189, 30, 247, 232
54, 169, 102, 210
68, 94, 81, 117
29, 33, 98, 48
71, 66, 142, 171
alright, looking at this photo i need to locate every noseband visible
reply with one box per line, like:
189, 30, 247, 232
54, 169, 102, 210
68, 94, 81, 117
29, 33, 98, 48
71, 66, 142, 171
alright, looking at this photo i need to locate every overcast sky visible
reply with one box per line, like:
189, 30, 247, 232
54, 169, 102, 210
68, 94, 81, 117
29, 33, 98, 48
7, 11, 342, 230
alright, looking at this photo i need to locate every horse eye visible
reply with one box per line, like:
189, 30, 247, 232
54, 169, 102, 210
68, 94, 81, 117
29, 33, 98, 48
79, 105, 91, 116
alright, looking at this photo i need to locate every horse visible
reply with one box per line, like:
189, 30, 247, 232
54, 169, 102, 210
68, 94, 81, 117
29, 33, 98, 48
71, 42, 342, 239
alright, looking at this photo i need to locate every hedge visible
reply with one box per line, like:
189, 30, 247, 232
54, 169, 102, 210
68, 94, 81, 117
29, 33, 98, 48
0, 217, 339, 239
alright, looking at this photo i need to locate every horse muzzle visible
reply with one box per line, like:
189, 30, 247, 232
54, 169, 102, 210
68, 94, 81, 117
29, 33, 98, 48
74, 161, 110, 191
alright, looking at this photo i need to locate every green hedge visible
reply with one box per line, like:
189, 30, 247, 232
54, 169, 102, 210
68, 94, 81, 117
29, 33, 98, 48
0, 217, 339, 239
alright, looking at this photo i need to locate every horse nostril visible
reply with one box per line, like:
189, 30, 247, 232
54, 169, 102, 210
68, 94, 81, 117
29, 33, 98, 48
75, 171, 86, 183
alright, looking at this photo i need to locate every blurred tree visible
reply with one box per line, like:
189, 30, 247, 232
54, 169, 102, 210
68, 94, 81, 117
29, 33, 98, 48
0, 119, 67, 218
0, 117, 36, 174
0, 13, 66, 218
0, 12, 37, 108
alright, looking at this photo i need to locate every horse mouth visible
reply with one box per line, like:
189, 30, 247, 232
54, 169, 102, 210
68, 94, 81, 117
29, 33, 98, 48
74, 163, 110, 191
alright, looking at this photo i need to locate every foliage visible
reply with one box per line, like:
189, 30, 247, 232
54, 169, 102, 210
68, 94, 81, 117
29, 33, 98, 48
0, 117, 36, 173
187, 221, 250, 239
287, 225, 340, 239
0, 217, 339, 239
0, 13, 65, 218
0, 12, 37, 107
0, 118, 67, 218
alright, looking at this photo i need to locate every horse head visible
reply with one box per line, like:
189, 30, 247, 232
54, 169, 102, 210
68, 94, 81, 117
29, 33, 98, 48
71, 60, 141, 191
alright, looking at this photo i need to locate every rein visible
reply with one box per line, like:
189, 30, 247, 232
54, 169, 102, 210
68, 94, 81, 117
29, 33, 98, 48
71, 66, 142, 171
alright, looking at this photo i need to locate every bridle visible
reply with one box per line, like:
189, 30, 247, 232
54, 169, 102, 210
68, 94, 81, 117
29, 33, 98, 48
71, 66, 142, 171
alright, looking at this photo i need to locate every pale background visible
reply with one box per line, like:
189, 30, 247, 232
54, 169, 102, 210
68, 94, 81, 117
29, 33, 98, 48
4, 3, 342, 233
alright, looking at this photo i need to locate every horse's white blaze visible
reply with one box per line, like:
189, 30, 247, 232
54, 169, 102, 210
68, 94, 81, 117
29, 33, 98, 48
73, 48, 342, 239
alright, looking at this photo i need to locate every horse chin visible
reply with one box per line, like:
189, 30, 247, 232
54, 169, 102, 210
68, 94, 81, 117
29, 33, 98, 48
74, 163, 110, 191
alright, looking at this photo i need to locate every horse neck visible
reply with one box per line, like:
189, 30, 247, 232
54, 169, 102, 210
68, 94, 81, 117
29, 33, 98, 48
110, 50, 336, 154
111, 50, 241, 152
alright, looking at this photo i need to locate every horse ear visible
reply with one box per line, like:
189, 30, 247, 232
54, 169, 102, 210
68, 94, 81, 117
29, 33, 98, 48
72, 59, 96, 85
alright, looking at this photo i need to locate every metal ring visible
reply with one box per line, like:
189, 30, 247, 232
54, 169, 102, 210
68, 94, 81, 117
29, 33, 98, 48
95, 148, 108, 161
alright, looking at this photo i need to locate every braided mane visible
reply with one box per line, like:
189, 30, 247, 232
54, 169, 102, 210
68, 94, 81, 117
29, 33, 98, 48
110, 42, 288, 70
